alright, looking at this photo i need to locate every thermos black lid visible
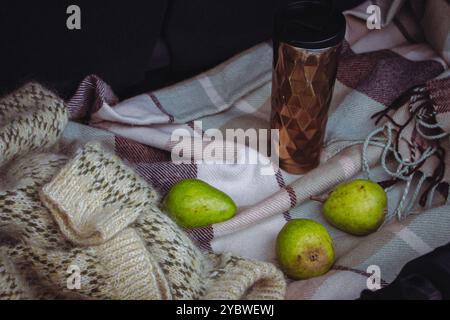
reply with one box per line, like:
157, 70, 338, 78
274, 0, 346, 49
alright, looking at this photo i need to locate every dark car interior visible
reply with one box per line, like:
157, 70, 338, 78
0, 0, 365, 99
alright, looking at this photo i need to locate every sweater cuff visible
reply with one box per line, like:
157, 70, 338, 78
40, 142, 159, 246
96, 228, 172, 300
204, 253, 286, 300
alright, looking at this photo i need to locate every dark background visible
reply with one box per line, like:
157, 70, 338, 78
0, 0, 364, 99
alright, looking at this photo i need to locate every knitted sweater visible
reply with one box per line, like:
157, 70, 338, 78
0, 83, 286, 300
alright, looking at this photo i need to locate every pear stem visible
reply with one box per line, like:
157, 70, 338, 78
309, 195, 326, 203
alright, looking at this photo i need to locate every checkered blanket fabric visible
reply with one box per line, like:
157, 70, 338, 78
4, 0, 450, 299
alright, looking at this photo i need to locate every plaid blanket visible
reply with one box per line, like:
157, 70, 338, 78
64, 0, 450, 299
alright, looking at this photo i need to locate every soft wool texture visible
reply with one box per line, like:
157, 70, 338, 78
0, 83, 286, 300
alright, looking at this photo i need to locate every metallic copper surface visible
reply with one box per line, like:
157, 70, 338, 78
271, 42, 341, 174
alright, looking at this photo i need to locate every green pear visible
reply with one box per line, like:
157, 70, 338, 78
276, 219, 335, 280
323, 179, 387, 236
163, 179, 237, 228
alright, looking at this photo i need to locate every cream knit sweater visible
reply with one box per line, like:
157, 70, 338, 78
0, 83, 286, 300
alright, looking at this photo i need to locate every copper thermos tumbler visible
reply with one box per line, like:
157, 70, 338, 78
271, 1, 346, 174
